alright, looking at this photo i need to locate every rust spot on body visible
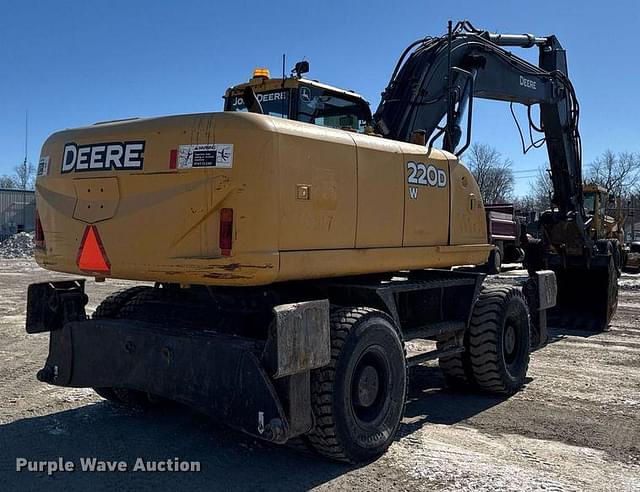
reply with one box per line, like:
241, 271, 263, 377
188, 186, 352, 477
217, 263, 274, 271
203, 272, 252, 280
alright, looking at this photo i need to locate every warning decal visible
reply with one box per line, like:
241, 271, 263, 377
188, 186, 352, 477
177, 144, 233, 169
37, 156, 50, 176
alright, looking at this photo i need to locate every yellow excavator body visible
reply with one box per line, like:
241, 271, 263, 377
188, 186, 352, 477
35, 110, 490, 286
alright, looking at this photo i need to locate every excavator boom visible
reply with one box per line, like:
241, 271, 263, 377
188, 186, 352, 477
375, 21, 617, 330
374, 21, 583, 219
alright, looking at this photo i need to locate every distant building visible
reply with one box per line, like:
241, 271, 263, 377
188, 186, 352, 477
0, 188, 35, 241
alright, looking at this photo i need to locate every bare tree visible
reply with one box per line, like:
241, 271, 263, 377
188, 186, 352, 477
531, 167, 553, 210
587, 150, 640, 199
14, 160, 35, 190
514, 167, 552, 213
466, 143, 514, 204
0, 175, 17, 188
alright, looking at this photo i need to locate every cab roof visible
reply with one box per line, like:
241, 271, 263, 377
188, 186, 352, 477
224, 76, 369, 105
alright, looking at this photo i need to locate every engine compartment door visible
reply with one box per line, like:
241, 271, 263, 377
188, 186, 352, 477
402, 149, 450, 247
354, 135, 404, 248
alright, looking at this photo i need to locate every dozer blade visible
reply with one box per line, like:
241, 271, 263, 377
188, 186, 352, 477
548, 257, 618, 332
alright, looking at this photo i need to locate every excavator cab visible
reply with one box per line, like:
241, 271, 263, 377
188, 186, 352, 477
583, 184, 609, 239
223, 67, 372, 132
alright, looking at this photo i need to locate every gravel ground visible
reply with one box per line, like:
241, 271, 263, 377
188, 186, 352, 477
0, 232, 34, 259
0, 258, 638, 491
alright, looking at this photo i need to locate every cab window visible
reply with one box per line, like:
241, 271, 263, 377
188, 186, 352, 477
583, 193, 596, 215
225, 89, 291, 119
296, 85, 370, 132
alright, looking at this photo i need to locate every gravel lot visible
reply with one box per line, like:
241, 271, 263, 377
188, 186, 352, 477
0, 258, 638, 491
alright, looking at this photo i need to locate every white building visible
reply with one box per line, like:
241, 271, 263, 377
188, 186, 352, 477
0, 188, 36, 241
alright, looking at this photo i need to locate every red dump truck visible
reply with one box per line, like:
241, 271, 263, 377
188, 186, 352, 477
484, 204, 525, 273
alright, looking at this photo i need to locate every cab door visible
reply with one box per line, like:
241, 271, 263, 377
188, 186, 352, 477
402, 148, 450, 246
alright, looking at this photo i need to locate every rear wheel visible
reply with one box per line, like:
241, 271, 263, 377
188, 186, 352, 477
92, 286, 150, 319
93, 387, 121, 403
92, 286, 165, 407
307, 307, 407, 463
94, 387, 164, 407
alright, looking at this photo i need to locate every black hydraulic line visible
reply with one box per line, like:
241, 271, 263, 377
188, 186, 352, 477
528, 104, 544, 133
511, 102, 545, 155
444, 20, 455, 153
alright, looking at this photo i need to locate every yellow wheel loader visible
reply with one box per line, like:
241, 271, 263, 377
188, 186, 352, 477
26, 21, 615, 462
531, 182, 622, 330
582, 183, 626, 264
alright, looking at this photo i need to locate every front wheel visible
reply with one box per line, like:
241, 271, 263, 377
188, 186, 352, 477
307, 307, 407, 463
467, 287, 531, 394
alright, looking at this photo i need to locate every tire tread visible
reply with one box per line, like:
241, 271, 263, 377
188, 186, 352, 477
467, 286, 530, 395
307, 307, 406, 463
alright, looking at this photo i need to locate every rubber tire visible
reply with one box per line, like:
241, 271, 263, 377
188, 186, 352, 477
94, 387, 162, 407
307, 307, 407, 463
604, 254, 619, 329
93, 387, 122, 403
593, 240, 620, 330
485, 247, 502, 274
467, 286, 531, 394
92, 286, 162, 407
612, 241, 623, 278
92, 286, 151, 319
437, 332, 470, 389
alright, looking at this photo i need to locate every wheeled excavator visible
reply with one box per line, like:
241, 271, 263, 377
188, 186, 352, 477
26, 21, 616, 463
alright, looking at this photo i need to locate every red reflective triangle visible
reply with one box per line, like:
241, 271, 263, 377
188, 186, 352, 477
77, 225, 110, 273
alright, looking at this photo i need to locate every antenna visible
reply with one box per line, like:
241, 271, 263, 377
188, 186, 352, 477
24, 110, 28, 165
282, 54, 287, 117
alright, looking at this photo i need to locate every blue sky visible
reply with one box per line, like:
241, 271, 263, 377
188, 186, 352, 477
1, 0, 638, 195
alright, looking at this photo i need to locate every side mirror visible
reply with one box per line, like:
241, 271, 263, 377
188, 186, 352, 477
292, 61, 309, 78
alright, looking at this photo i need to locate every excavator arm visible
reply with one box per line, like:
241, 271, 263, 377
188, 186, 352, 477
375, 21, 583, 218
374, 21, 618, 330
